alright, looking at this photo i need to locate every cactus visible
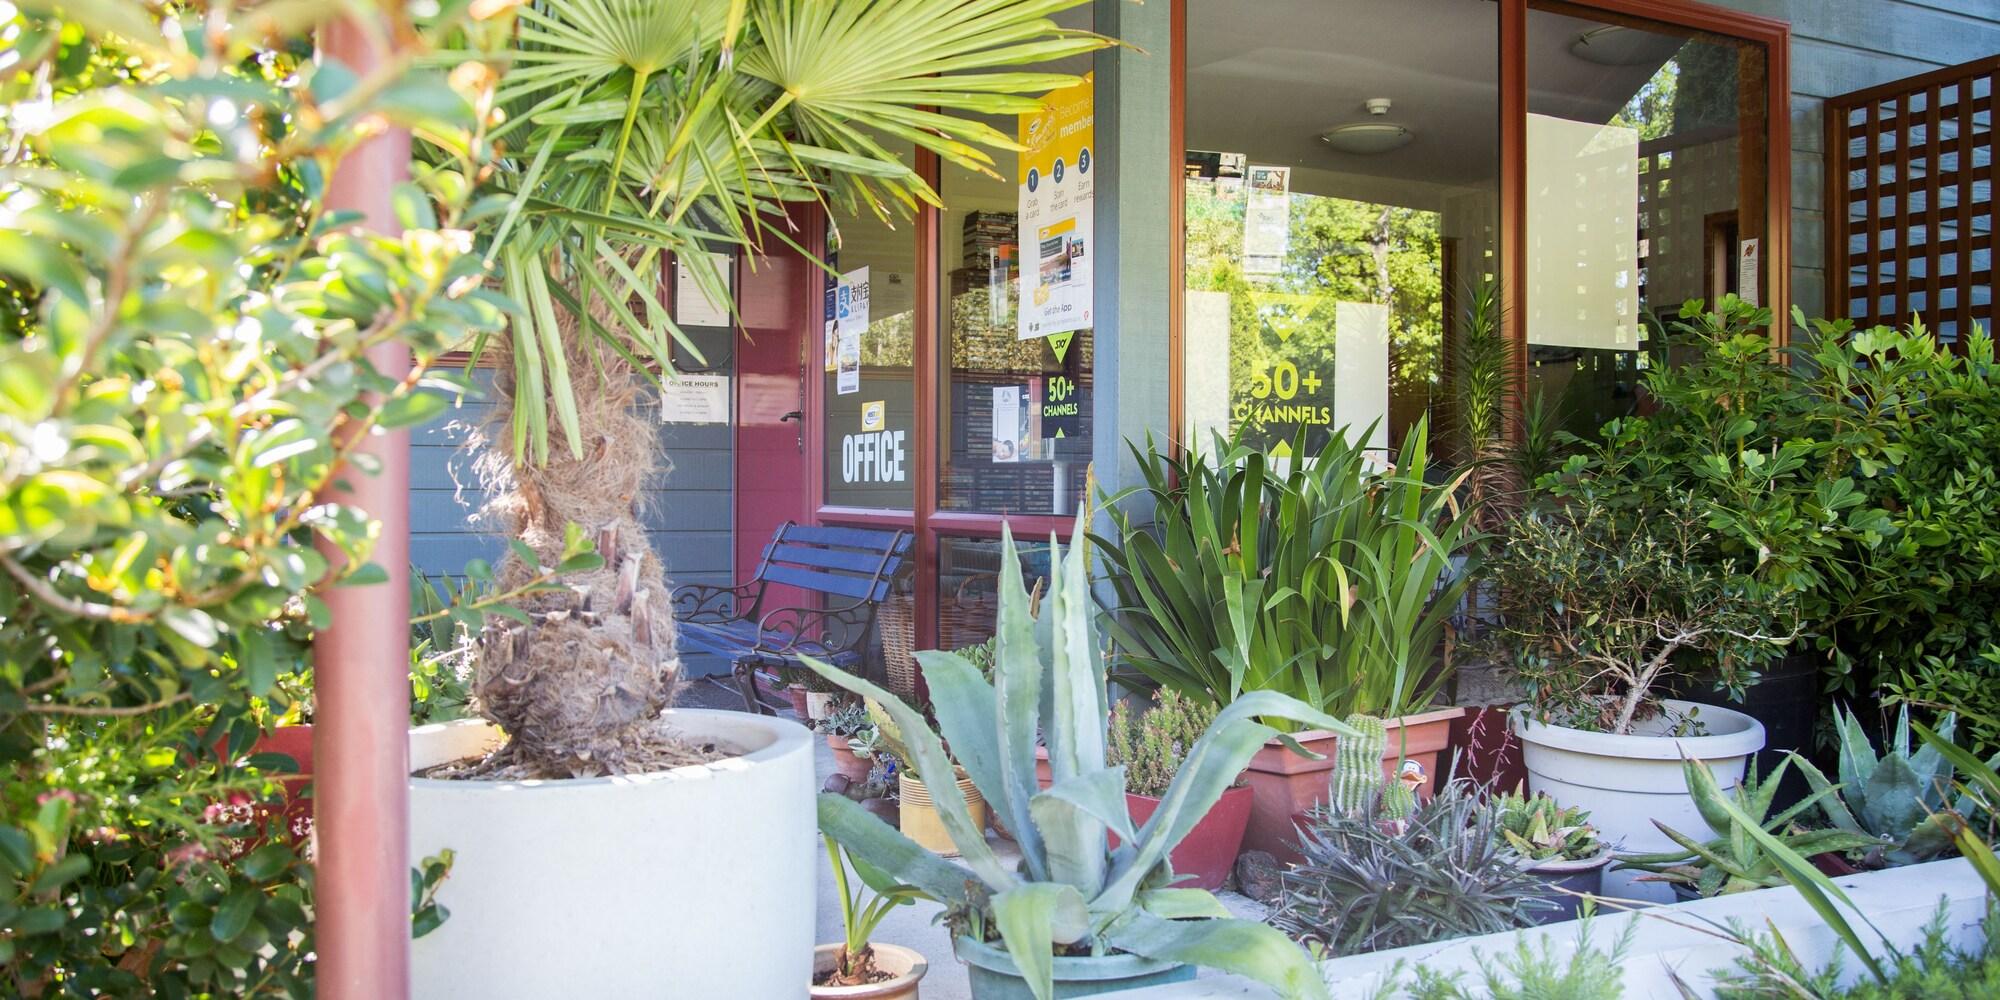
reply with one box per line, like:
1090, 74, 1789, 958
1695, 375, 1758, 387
1331, 714, 1388, 818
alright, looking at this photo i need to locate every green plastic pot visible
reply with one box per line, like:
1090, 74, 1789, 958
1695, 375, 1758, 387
954, 936, 1194, 999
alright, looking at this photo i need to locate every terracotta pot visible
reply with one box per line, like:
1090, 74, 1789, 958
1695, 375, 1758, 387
1240, 706, 1465, 861
787, 684, 811, 719
827, 735, 874, 783
898, 770, 985, 858
1030, 750, 1252, 890
811, 942, 927, 999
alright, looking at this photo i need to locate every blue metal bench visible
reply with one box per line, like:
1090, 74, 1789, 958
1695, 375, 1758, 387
671, 523, 911, 714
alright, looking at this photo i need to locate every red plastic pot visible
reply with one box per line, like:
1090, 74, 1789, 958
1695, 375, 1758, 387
1240, 707, 1464, 862
1033, 750, 1253, 890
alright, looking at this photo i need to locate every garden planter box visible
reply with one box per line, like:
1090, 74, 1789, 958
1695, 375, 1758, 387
409, 710, 815, 999
1241, 706, 1464, 860
1513, 698, 1764, 903
1032, 751, 1253, 889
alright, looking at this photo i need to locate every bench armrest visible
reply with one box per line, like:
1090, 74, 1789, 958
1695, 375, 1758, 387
753, 600, 875, 658
671, 581, 760, 622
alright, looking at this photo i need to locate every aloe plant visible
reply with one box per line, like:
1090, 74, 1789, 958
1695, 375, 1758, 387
1092, 419, 1476, 730
1492, 792, 1602, 863
806, 517, 1346, 1000
1796, 705, 1984, 865
1616, 757, 1881, 897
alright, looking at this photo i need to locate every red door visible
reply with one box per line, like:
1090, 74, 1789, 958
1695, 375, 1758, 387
734, 230, 813, 608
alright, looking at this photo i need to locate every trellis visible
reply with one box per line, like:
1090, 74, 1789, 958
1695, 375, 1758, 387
1826, 55, 2000, 347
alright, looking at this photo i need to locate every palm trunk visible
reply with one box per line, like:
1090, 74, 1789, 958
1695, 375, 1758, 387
467, 306, 686, 778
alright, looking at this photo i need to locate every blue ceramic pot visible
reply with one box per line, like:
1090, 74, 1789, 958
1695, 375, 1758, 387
954, 936, 1194, 999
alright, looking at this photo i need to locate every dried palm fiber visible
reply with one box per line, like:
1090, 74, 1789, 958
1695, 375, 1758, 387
462, 292, 713, 779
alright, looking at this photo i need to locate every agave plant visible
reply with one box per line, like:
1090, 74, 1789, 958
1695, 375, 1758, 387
1492, 791, 1602, 864
435, 0, 1113, 777
807, 518, 1344, 1000
1796, 705, 1984, 866
1092, 419, 1476, 729
1616, 756, 1880, 897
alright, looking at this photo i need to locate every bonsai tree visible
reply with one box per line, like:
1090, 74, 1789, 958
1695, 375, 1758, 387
809, 519, 1346, 1000
452, 0, 1113, 778
1484, 491, 1800, 735
0, 0, 508, 988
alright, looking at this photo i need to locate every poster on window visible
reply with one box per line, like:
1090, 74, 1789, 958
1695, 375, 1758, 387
836, 329, 861, 395
1018, 74, 1094, 341
991, 385, 1038, 463
1243, 165, 1291, 275
835, 266, 870, 337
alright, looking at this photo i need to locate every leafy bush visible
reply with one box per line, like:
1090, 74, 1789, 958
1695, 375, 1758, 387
1271, 781, 1555, 956
0, 0, 506, 991
1095, 421, 1476, 728
1484, 492, 1800, 734
1106, 688, 1217, 798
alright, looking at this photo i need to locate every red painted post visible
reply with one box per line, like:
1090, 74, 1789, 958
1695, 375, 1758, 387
312, 13, 413, 1000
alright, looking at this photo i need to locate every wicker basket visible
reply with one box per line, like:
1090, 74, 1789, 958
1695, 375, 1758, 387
879, 594, 919, 702
877, 576, 1001, 702
938, 574, 998, 653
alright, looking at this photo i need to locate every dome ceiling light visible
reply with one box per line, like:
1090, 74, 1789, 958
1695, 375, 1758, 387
1319, 98, 1414, 155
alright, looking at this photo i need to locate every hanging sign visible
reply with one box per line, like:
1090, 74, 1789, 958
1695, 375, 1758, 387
1018, 74, 1095, 340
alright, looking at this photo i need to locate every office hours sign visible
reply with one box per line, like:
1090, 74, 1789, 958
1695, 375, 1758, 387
1018, 74, 1094, 341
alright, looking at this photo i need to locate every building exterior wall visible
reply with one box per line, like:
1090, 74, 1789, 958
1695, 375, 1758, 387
1718, 0, 2000, 319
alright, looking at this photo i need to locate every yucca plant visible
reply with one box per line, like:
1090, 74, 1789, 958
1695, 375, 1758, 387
1093, 419, 1476, 730
434, 0, 1112, 777
807, 518, 1345, 1000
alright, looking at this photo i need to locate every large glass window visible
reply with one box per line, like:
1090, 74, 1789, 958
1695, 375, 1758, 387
821, 138, 919, 510
1525, 4, 1771, 433
1182, 0, 1501, 461
937, 8, 1095, 515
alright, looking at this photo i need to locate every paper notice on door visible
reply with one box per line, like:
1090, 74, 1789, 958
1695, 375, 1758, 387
1738, 237, 1761, 307
1242, 165, 1291, 275
991, 386, 1024, 462
659, 374, 730, 424
835, 329, 861, 395
835, 266, 871, 337
674, 252, 732, 327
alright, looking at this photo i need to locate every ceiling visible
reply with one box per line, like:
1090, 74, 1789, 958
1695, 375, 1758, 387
1186, 0, 1687, 204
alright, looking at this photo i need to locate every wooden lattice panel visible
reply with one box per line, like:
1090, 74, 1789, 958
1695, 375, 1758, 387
1827, 56, 2000, 347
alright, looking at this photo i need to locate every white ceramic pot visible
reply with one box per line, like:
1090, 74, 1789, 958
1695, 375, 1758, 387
1512, 698, 1765, 903
805, 691, 835, 721
410, 710, 817, 999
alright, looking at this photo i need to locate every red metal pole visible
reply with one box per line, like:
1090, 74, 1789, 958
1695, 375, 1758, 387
313, 13, 413, 999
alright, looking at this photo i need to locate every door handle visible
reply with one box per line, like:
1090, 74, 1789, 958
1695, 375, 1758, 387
779, 410, 803, 423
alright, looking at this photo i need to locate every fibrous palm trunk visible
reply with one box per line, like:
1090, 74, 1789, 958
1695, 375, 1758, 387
467, 310, 691, 779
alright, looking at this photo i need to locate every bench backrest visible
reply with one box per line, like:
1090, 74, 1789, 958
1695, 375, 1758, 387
753, 523, 911, 606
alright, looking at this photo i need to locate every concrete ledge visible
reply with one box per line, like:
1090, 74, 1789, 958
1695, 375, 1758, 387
1107, 858, 1985, 998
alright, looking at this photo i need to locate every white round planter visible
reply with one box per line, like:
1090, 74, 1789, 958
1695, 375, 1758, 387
409, 710, 816, 999
1512, 698, 1765, 903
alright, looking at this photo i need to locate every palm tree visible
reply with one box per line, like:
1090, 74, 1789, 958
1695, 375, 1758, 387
446, 0, 1107, 777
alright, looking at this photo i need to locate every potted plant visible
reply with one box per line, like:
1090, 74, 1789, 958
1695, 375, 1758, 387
815, 835, 929, 999
863, 700, 988, 858
403, 6, 1114, 996
1094, 421, 1476, 858
1490, 790, 1609, 923
819, 701, 880, 784
1103, 690, 1248, 890
1485, 490, 1799, 901
1614, 757, 1878, 900
811, 521, 1345, 1000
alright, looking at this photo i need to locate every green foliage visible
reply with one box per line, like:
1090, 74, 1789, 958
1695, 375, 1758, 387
411, 850, 456, 940
1330, 714, 1388, 819
1795, 705, 1985, 866
1892, 648, 2000, 763
1615, 757, 1880, 898
808, 519, 1345, 1000
823, 836, 923, 985
1403, 913, 1635, 1000
1710, 904, 2000, 1000
1106, 688, 1216, 798
0, 0, 507, 990
1486, 492, 1800, 734
1271, 781, 1556, 957
1493, 791, 1603, 863
816, 701, 876, 741
1094, 420, 1477, 730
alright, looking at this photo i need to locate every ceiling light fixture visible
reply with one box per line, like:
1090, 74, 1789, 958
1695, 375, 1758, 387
1319, 98, 1413, 155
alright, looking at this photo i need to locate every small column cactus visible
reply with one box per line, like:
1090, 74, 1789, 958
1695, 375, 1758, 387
1331, 714, 1387, 817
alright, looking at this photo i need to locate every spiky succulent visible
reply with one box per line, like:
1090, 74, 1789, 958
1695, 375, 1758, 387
1493, 791, 1603, 863
807, 519, 1346, 1000
1796, 705, 1986, 866
1616, 756, 1881, 897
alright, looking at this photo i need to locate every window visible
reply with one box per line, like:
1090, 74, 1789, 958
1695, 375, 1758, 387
820, 138, 919, 510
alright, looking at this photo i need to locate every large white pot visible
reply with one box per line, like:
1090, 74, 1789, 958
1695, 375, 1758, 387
1512, 698, 1765, 903
409, 710, 816, 999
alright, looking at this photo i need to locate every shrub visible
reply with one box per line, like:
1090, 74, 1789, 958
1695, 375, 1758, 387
1711, 904, 2000, 1000
0, 0, 506, 991
1403, 912, 1635, 1000
1271, 781, 1555, 956
1105, 688, 1217, 797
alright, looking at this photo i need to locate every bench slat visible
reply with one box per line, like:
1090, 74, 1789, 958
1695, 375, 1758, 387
765, 542, 905, 576
764, 563, 885, 602
780, 524, 912, 555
